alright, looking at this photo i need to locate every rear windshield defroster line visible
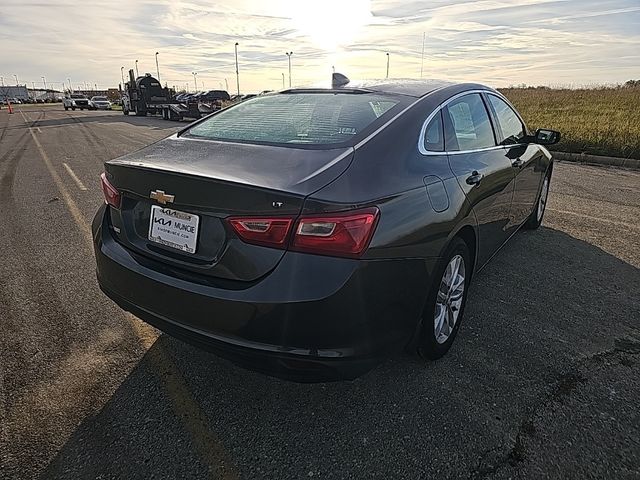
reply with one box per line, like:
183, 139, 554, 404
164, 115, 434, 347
184, 93, 404, 148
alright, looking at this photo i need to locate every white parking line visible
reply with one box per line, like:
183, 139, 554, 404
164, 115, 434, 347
62, 162, 88, 191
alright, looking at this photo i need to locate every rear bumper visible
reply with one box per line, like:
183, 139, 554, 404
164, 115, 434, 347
93, 205, 436, 381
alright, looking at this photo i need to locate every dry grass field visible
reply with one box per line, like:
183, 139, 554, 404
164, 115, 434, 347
500, 86, 640, 159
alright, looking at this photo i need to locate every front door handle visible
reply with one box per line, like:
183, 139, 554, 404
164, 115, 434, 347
512, 157, 525, 168
466, 171, 484, 186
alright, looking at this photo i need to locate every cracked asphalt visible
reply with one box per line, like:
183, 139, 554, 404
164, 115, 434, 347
1, 106, 639, 479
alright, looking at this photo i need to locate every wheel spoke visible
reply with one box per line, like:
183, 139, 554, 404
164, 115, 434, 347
432, 254, 466, 344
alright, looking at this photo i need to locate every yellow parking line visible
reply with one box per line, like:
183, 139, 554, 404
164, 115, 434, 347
19, 109, 238, 479
62, 162, 88, 191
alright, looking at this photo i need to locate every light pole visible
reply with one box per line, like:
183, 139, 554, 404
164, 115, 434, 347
121, 66, 125, 87
0, 76, 3, 86
192, 72, 198, 91
224, 78, 229, 91
234, 42, 240, 96
281, 72, 285, 89
14, 74, 19, 85
135, 59, 139, 78
67, 78, 72, 92
155, 52, 160, 81
42, 76, 47, 90
285, 51, 293, 88
385, 52, 390, 79
95, 83, 98, 91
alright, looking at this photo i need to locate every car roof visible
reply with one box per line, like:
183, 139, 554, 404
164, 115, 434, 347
286, 78, 458, 98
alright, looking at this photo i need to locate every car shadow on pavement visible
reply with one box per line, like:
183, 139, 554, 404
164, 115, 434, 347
39, 226, 640, 480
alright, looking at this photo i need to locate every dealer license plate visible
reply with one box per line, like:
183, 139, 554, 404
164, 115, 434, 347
148, 205, 199, 254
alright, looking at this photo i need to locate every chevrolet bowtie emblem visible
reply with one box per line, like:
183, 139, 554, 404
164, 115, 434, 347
150, 190, 175, 205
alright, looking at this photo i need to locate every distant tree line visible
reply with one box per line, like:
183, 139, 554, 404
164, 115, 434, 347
503, 80, 639, 89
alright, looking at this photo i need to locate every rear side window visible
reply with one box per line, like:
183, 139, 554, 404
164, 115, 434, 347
423, 111, 444, 152
487, 94, 526, 145
444, 94, 495, 151
186, 93, 399, 146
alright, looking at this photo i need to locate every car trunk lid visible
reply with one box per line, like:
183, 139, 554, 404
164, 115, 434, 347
104, 136, 353, 282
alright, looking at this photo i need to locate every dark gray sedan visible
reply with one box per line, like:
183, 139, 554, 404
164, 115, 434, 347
93, 75, 560, 381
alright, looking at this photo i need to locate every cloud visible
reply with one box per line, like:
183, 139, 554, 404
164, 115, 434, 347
1, 0, 639, 92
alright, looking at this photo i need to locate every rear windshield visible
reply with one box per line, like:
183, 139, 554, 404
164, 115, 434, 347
185, 93, 401, 146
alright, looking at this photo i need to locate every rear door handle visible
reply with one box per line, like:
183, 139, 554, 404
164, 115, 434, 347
512, 157, 525, 168
466, 171, 484, 186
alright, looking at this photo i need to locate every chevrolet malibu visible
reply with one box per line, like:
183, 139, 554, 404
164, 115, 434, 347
93, 75, 560, 381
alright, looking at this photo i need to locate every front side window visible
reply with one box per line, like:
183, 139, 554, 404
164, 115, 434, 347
487, 94, 526, 145
423, 111, 444, 152
185, 93, 400, 146
444, 93, 495, 151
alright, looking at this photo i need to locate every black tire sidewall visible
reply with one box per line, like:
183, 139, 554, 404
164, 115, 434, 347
418, 237, 471, 360
525, 172, 551, 229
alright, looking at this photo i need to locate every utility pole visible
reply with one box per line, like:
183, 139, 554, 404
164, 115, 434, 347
135, 59, 139, 78
224, 78, 229, 91
67, 78, 72, 93
155, 52, 160, 81
386, 53, 390, 79
14, 74, 19, 85
121, 66, 125, 87
234, 42, 240, 96
420, 32, 426, 78
192, 72, 198, 91
285, 52, 293, 88
42, 76, 47, 90
0, 76, 4, 86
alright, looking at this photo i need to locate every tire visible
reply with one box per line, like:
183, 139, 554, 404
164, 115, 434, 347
64, 106, 68, 111
418, 237, 471, 360
123, 108, 129, 116
71, 107, 75, 111
524, 172, 551, 230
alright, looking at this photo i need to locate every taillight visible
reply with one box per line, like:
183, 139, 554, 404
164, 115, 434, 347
228, 217, 293, 249
291, 208, 379, 258
227, 208, 379, 258
100, 172, 121, 209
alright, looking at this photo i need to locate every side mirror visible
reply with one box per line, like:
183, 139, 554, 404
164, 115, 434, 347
534, 128, 561, 145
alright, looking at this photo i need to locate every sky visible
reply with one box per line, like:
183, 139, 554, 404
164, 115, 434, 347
1, 0, 639, 93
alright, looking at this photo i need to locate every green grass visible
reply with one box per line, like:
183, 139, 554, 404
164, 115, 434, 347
499, 86, 640, 159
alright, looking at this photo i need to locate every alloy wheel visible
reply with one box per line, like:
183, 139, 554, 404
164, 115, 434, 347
434, 254, 466, 344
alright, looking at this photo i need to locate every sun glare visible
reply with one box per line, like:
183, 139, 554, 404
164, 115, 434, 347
291, 0, 372, 50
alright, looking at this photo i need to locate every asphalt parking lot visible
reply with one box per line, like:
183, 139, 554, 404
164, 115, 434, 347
1, 106, 639, 480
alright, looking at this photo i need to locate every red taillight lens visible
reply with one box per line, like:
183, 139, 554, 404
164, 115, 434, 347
228, 208, 379, 258
228, 217, 293, 249
100, 172, 121, 209
291, 208, 379, 258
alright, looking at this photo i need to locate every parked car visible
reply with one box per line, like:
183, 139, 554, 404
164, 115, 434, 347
93, 76, 560, 382
63, 93, 90, 111
90, 96, 112, 110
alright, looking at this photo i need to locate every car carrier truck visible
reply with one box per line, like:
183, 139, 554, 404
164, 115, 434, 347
120, 69, 215, 121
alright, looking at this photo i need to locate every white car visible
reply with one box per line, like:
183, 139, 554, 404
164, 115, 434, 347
63, 94, 90, 110
90, 96, 112, 110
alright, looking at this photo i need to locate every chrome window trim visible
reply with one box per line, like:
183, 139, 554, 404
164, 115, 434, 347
418, 89, 525, 156
354, 84, 452, 151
